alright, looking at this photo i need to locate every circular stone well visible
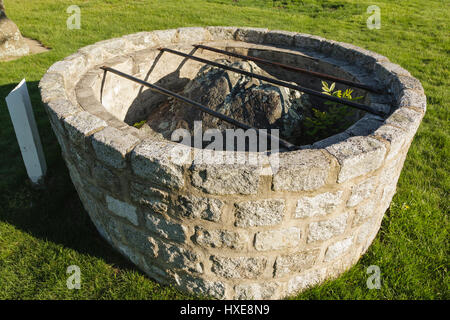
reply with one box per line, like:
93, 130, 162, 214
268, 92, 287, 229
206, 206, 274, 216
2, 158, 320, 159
39, 27, 426, 299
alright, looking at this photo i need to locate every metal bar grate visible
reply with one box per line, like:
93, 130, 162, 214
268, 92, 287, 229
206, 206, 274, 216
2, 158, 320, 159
194, 44, 380, 93
159, 47, 385, 117
100, 66, 298, 151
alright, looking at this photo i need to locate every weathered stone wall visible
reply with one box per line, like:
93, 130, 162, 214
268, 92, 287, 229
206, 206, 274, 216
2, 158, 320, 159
39, 27, 426, 299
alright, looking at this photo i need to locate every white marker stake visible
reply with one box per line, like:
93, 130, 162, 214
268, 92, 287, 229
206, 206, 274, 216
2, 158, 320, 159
6, 79, 47, 185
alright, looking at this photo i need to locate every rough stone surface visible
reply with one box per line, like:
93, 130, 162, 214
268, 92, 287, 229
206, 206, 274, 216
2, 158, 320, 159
177, 275, 226, 299
235, 282, 279, 300
307, 213, 348, 243
324, 237, 353, 262
92, 127, 139, 169
326, 136, 386, 183
131, 141, 185, 189
295, 191, 344, 218
194, 226, 249, 250
145, 214, 186, 242
0, 5, 29, 60
287, 268, 326, 295
397, 89, 427, 113
235, 27, 268, 43
156, 238, 203, 274
347, 177, 377, 207
92, 163, 121, 194
273, 150, 332, 191
211, 256, 267, 279
274, 249, 320, 277
352, 199, 377, 227
254, 227, 301, 251
64, 111, 107, 149
106, 195, 138, 226
385, 107, 423, 138
373, 124, 407, 161
191, 163, 260, 195
175, 195, 223, 222
234, 199, 285, 227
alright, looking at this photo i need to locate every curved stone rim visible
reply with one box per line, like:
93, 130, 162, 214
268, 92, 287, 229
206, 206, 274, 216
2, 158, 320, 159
39, 27, 426, 183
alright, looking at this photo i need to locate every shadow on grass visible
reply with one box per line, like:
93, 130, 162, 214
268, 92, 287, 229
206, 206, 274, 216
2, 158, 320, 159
0, 81, 139, 273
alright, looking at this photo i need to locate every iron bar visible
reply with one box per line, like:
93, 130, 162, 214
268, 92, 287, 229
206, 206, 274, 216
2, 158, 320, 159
194, 44, 379, 93
159, 47, 385, 117
100, 66, 298, 151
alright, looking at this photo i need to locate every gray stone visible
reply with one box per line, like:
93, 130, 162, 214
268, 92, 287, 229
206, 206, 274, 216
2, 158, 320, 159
272, 149, 332, 191
323, 237, 353, 262
131, 140, 186, 189
123, 32, 159, 51
346, 114, 384, 136
307, 213, 348, 243
352, 199, 377, 227
177, 274, 226, 299
326, 136, 386, 183
130, 182, 168, 212
0, 9, 29, 60
157, 239, 203, 274
391, 75, 424, 97
92, 163, 121, 194
95, 37, 130, 58
287, 268, 326, 295
312, 132, 351, 149
211, 256, 267, 279
64, 111, 107, 149
118, 222, 158, 255
274, 249, 320, 277
293, 33, 325, 50
234, 27, 268, 43
397, 89, 427, 113
235, 282, 279, 300
234, 199, 285, 227
145, 214, 187, 242
177, 27, 210, 42
385, 107, 423, 138
347, 177, 377, 207
374, 61, 411, 84
254, 227, 301, 251
194, 226, 249, 250
295, 191, 344, 218
264, 30, 296, 46
106, 195, 138, 226
357, 218, 379, 249
191, 163, 260, 195
92, 127, 140, 169
206, 26, 237, 40
153, 29, 177, 43
175, 195, 223, 222
373, 124, 408, 161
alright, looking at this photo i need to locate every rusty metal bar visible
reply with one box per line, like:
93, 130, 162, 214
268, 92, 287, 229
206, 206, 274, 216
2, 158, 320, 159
100, 66, 298, 151
194, 44, 379, 93
159, 47, 385, 117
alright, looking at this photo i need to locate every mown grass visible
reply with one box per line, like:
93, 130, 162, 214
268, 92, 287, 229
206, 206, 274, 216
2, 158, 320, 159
0, 0, 448, 299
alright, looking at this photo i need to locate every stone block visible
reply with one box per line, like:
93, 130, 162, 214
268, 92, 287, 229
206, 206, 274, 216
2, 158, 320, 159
234, 199, 285, 227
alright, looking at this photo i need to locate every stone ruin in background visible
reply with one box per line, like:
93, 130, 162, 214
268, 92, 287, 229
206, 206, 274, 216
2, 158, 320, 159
0, 0, 29, 60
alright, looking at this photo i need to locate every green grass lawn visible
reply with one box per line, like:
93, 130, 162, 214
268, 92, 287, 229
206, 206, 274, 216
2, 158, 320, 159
0, 0, 448, 299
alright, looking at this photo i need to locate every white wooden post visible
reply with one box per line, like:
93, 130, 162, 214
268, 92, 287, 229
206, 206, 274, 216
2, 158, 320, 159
5, 79, 47, 185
